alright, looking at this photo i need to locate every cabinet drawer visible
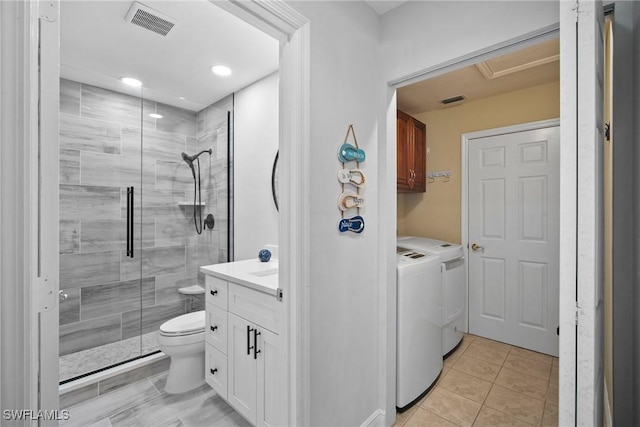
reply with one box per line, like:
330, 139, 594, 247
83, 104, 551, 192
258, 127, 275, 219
206, 276, 228, 310
228, 283, 280, 334
206, 303, 228, 355
205, 343, 227, 399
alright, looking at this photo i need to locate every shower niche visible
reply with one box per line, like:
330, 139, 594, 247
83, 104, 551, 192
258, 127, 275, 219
58, 77, 232, 383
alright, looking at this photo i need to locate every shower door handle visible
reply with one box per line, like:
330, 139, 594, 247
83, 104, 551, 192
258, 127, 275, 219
126, 187, 134, 258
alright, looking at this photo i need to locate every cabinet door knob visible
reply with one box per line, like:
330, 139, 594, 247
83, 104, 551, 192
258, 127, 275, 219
210, 289, 218, 296
210, 325, 218, 332
210, 368, 218, 375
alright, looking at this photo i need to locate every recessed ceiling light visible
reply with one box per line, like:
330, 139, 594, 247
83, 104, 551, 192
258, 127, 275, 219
211, 65, 232, 76
179, 96, 186, 100
120, 77, 142, 87
149, 113, 163, 119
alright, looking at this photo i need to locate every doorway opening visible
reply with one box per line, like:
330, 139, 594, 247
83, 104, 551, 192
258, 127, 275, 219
394, 35, 562, 425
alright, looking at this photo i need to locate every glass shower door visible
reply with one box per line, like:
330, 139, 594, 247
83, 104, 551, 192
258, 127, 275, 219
58, 76, 145, 382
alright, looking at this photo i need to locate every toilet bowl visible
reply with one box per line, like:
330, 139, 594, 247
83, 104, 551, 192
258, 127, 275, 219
158, 310, 206, 394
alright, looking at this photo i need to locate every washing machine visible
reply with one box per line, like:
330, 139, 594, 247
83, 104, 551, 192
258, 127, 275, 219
396, 246, 442, 411
398, 236, 465, 356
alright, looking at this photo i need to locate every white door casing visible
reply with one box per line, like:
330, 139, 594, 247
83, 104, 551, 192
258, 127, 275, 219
558, 1, 605, 425
466, 123, 560, 357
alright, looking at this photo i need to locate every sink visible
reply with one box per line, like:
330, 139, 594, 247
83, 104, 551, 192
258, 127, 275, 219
249, 268, 278, 277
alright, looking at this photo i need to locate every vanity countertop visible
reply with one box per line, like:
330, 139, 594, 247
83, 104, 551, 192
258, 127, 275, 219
200, 259, 279, 296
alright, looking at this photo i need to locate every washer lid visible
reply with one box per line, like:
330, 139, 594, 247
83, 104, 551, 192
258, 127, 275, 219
160, 311, 205, 335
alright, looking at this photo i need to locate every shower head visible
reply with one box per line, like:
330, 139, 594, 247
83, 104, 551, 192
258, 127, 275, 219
181, 149, 212, 179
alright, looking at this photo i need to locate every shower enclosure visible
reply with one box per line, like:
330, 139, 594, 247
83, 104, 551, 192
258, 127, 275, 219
58, 76, 232, 382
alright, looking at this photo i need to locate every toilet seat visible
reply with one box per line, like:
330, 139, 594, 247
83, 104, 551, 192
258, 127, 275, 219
159, 311, 205, 337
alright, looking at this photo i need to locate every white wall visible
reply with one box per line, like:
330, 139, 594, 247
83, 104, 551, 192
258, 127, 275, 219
287, 2, 383, 426
381, 1, 559, 82
233, 72, 279, 260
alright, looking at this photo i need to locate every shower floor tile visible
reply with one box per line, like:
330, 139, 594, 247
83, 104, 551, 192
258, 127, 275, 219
62, 372, 250, 427
60, 331, 160, 382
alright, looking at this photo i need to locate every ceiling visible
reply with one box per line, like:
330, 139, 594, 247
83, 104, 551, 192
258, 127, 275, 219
61, 1, 279, 111
397, 38, 560, 115
364, 1, 408, 15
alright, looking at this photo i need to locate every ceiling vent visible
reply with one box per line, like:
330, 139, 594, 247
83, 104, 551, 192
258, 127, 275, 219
440, 95, 466, 105
125, 2, 177, 37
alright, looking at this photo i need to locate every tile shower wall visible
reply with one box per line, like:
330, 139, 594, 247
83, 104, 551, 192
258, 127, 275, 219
59, 78, 231, 360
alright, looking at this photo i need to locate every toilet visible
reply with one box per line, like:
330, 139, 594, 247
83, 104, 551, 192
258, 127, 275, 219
157, 285, 206, 394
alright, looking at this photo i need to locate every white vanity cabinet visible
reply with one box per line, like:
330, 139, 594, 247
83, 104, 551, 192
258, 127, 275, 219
202, 262, 285, 427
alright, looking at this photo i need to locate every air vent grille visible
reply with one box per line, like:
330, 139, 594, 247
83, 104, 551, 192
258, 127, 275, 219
126, 2, 177, 37
441, 95, 466, 105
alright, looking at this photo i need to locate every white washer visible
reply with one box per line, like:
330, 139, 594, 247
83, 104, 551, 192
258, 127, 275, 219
398, 236, 465, 356
396, 247, 442, 410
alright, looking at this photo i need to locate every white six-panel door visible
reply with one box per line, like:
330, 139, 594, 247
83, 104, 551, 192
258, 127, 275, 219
468, 126, 560, 357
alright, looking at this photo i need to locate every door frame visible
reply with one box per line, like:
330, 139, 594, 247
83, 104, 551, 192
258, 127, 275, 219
8, 1, 311, 426
460, 119, 560, 352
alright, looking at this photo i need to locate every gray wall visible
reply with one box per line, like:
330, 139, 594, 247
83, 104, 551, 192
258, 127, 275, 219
58, 78, 230, 362
612, 2, 639, 425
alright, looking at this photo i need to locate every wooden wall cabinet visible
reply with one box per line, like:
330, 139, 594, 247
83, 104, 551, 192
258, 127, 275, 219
397, 110, 426, 193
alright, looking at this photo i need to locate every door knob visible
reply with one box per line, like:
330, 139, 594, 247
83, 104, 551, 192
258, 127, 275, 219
471, 243, 484, 251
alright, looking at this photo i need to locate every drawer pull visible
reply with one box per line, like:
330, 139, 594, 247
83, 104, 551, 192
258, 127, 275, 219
210, 325, 218, 332
210, 368, 218, 375
210, 289, 218, 296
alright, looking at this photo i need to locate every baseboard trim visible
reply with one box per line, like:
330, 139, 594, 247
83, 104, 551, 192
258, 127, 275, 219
604, 382, 613, 427
361, 409, 386, 427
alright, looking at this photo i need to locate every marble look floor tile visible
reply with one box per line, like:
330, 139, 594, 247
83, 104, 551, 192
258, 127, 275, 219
61, 378, 160, 427
438, 369, 492, 403
99, 358, 170, 396
541, 402, 558, 427
472, 406, 534, 427
494, 367, 548, 401
60, 383, 99, 409
502, 354, 552, 380
88, 418, 113, 427
508, 346, 553, 366
464, 342, 509, 366
421, 387, 482, 427
484, 385, 544, 426
452, 354, 501, 382
404, 407, 457, 427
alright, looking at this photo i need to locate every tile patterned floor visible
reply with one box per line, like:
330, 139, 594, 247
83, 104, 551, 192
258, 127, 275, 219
62, 333, 558, 426
61, 371, 250, 427
394, 334, 559, 427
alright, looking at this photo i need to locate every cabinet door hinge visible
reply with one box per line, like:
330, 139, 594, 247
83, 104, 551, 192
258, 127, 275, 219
276, 288, 283, 302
